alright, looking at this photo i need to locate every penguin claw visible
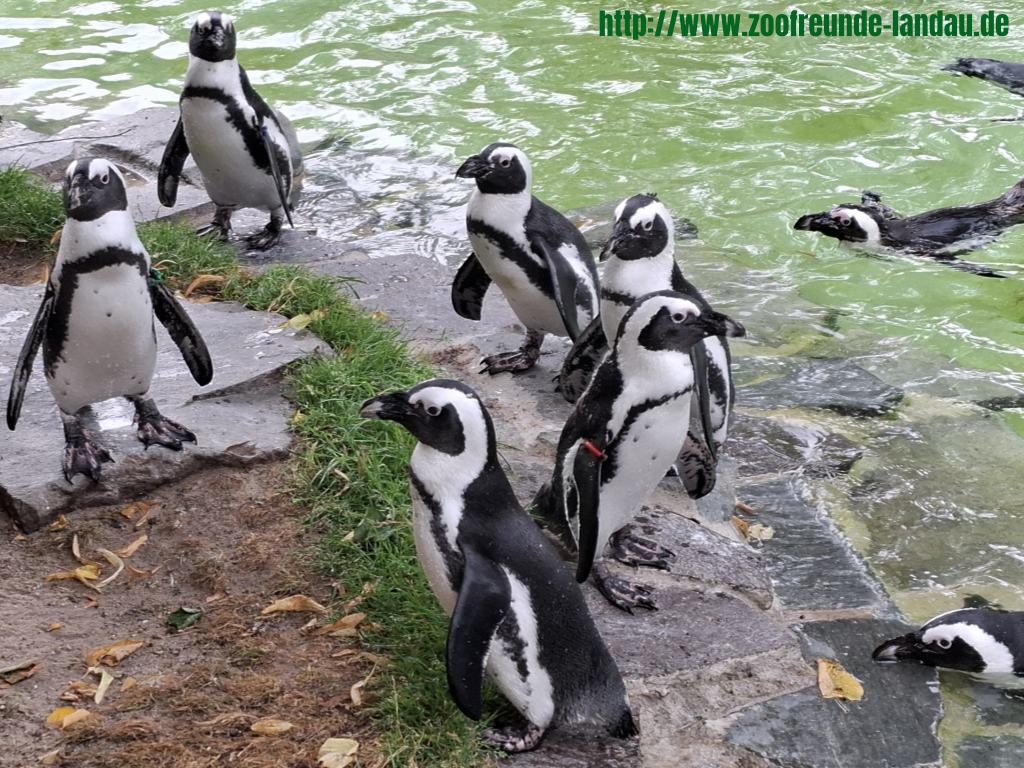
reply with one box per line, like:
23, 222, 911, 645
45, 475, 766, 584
593, 567, 657, 613
62, 439, 114, 484
195, 222, 231, 241
481, 721, 547, 753
609, 528, 675, 570
243, 217, 285, 251
137, 417, 197, 451
479, 347, 541, 375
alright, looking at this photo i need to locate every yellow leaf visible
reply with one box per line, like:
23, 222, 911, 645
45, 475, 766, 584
349, 680, 364, 707
87, 667, 115, 705
312, 613, 366, 637
318, 738, 359, 768
47, 707, 89, 729
44, 564, 100, 582
120, 677, 137, 692
38, 747, 62, 764
816, 659, 864, 702
115, 534, 148, 558
85, 639, 145, 667
251, 718, 294, 735
49, 228, 62, 246
60, 710, 91, 729
747, 523, 775, 541
48, 623, 62, 632
184, 274, 226, 297
370, 311, 387, 323
732, 516, 749, 538
49, 515, 68, 532
260, 595, 329, 615
93, 549, 124, 589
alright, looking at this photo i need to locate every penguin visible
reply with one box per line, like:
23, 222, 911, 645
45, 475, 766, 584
360, 379, 637, 752
158, 11, 303, 250
944, 58, 1024, 98
793, 181, 1024, 278
873, 608, 1024, 677
534, 292, 743, 612
453, 143, 599, 374
559, 194, 744, 499
7, 158, 213, 483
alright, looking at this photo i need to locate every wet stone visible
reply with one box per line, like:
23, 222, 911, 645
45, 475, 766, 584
737, 358, 905, 417
738, 479, 891, 613
502, 724, 640, 768
970, 681, 1024, 727
726, 618, 942, 768
727, 413, 864, 478
956, 735, 1024, 768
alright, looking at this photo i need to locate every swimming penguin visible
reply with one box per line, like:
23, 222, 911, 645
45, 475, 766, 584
559, 194, 744, 498
158, 11, 303, 250
534, 291, 743, 612
360, 379, 637, 752
7, 158, 213, 483
793, 182, 1024, 278
944, 58, 1024, 98
873, 608, 1024, 677
453, 143, 599, 374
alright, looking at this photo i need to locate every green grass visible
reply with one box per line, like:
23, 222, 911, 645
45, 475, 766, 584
0, 166, 494, 767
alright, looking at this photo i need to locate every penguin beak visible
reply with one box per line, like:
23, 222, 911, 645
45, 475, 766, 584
456, 154, 489, 180
599, 221, 630, 262
64, 170, 91, 214
871, 632, 921, 663
794, 211, 842, 236
705, 310, 746, 339
359, 391, 414, 422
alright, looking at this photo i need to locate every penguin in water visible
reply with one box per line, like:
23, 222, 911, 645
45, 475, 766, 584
534, 292, 743, 612
453, 143, 600, 374
360, 379, 637, 752
7, 158, 213, 483
793, 183, 1024, 278
944, 58, 1024, 99
873, 608, 1024, 677
158, 11, 303, 250
559, 194, 744, 498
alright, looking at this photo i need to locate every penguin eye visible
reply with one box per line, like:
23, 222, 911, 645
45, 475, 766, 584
936, 637, 952, 650
499, 157, 511, 168
671, 312, 687, 323
838, 215, 851, 226
99, 173, 109, 185
425, 404, 442, 417
642, 219, 653, 232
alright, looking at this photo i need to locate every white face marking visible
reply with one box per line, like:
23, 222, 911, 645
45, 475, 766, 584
628, 199, 674, 241
195, 11, 212, 30
832, 207, 881, 244
921, 621, 1015, 674
483, 144, 533, 191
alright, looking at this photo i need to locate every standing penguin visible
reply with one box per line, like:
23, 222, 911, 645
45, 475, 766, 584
535, 292, 743, 612
453, 143, 599, 374
360, 379, 637, 752
158, 11, 303, 250
7, 158, 213, 483
873, 608, 1024, 677
559, 194, 743, 498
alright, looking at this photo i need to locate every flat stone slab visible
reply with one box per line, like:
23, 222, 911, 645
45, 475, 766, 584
726, 618, 942, 768
738, 479, 892, 614
0, 284, 329, 532
738, 358, 905, 417
504, 724, 640, 768
957, 735, 1024, 767
727, 412, 864, 479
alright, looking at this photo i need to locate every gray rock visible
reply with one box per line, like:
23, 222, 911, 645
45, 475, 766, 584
503, 725, 640, 768
0, 285, 329, 532
727, 618, 943, 768
957, 735, 1024, 767
0, 121, 76, 174
727, 412, 864, 478
738, 358, 905, 417
738, 480, 892, 614
971, 681, 1024, 727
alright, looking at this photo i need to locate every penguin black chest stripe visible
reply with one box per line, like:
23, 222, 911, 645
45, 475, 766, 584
466, 218, 551, 295
46, 245, 150, 372
602, 288, 637, 309
409, 471, 465, 588
603, 389, 691, 484
180, 85, 280, 175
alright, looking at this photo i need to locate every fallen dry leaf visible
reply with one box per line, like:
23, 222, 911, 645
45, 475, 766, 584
312, 613, 366, 637
85, 639, 145, 667
184, 274, 226, 297
46, 707, 91, 729
79, 594, 99, 609
38, 747, 61, 765
318, 738, 359, 768
44, 564, 100, 583
0, 661, 41, 687
732, 516, 749, 538
331, 649, 359, 659
205, 590, 227, 603
49, 229, 62, 246
747, 523, 775, 541
60, 681, 97, 702
93, 549, 125, 589
735, 501, 757, 515
49, 515, 68, 532
13, 534, 26, 542
816, 659, 864, 702
125, 564, 157, 578
115, 534, 148, 558
87, 666, 115, 704
349, 680, 365, 707
251, 718, 294, 735
61, 709, 92, 729
48, 623, 62, 632
260, 595, 329, 616
120, 677, 137, 693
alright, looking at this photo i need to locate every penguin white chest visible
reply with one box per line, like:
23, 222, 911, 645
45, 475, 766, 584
409, 483, 460, 616
180, 97, 278, 211
468, 231, 569, 336
48, 265, 157, 414
600, 256, 674, 340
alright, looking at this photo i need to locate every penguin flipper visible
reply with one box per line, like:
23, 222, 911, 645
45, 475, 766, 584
447, 547, 511, 721
670, 261, 710, 309
573, 437, 605, 583
558, 316, 608, 404
150, 274, 214, 386
452, 254, 491, 320
690, 341, 717, 464
157, 116, 190, 208
7, 283, 53, 430
530, 235, 582, 341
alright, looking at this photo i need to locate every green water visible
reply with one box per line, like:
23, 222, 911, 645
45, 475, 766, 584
6, 0, 1024, 746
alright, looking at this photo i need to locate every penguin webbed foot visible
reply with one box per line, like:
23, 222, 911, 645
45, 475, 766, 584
196, 206, 233, 242
609, 527, 674, 571
243, 216, 284, 251
129, 396, 197, 451
592, 563, 657, 614
62, 438, 114, 484
481, 720, 547, 753
480, 330, 544, 375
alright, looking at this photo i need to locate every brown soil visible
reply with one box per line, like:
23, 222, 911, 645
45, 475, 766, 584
0, 248, 381, 768
0, 241, 51, 286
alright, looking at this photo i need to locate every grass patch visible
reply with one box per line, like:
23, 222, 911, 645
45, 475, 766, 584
0, 164, 494, 767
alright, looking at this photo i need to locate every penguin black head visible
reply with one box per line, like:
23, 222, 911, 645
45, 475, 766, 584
456, 142, 531, 196
872, 608, 1022, 675
189, 11, 237, 62
794, 205, 884, 245
601, 194, 672, 262
359, 379, 496, 460
63, 158, 129, 222
618, 291, 745, 355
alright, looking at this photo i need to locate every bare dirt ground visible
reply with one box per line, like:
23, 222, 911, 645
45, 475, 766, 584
0, 251, 380, 768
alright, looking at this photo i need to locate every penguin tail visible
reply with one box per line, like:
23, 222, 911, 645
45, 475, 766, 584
607, 706, 639, 739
